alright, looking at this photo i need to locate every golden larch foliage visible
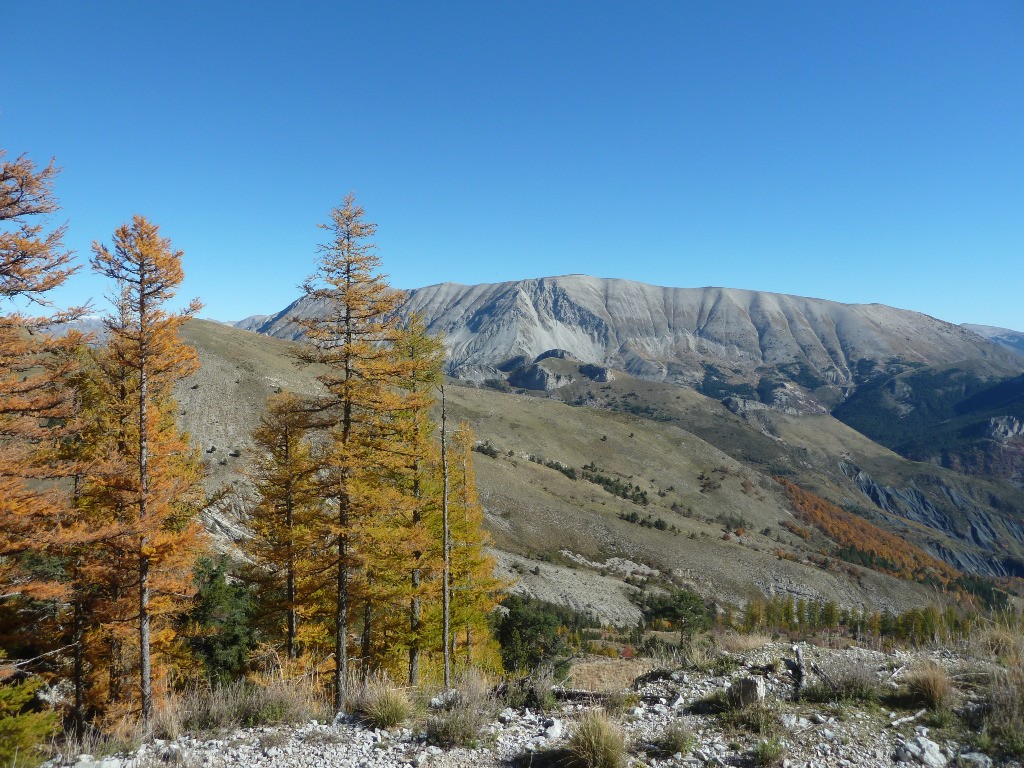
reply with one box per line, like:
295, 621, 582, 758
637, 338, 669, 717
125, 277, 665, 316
0, 149, 89, 605
88, 215, 206, 727
294, 194, 410, 711
243, 391, 326, 660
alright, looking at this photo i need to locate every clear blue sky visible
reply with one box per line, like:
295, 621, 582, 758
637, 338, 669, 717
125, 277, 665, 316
3, 2, 1022, 329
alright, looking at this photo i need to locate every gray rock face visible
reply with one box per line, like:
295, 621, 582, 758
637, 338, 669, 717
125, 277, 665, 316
506, 363, 575, 391
840, 461, 1024, 578
989, 415, 1024, 441
957, 752, 993, 768
240, 276, 1015, 403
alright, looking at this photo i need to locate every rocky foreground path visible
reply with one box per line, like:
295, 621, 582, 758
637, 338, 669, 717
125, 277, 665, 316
65, 641, 1015, 768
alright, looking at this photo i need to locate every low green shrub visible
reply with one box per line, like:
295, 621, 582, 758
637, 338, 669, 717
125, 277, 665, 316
650, 719, 695, 757
426, 671, 496, 748
751, 737, 786, 766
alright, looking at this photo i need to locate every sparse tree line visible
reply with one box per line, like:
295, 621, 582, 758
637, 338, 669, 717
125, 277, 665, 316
0, 150, 501, 761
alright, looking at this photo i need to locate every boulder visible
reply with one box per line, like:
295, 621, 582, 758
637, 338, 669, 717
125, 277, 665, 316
896, 736, 947, 767
957, 754, 993, 768
727, 677, 766, 708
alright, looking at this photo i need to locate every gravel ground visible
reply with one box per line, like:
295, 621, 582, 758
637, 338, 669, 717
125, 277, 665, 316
61, 642, 1017, 768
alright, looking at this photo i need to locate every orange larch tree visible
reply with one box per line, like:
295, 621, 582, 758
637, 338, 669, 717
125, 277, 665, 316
90, 215, 206, 729
391, 314, 444, 686
295, 194, 407, 712
439, 422, 503, 672
0, 150, 85, 606
243, 390, 324, 660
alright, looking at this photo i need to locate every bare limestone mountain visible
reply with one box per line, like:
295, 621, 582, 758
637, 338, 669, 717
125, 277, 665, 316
238, 276, 1020, 410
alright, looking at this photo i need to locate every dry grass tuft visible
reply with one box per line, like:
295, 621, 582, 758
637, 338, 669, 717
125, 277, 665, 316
568, 710, 626, 768
569, 657, 656, 693
977, 623, 1024, 664
50, 719, 147, 764
803, 659, 877, 705
352, 676, 413, 729
905, 662, 953, 710
681, 634, 716, 672
985, 658, 1024, 757
603, 690, 640, 717
173, 676, 328, 733
718, 631, 771, 654
719, 701, 780, 735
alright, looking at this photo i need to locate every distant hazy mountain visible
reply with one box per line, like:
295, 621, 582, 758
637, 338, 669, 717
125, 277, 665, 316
43, 314, 108, 341
963, 323, 1024, 356
239, 275, 1021, 408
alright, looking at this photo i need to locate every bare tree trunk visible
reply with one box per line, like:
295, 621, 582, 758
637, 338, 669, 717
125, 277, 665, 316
286, 459, 297, 659
335, 496, 348, 714
361, 582, 372, 680
409, 460, 421, 687
139, 548, 151, 730
108, 635, 123, 706
72, 599, 85, 737
441, 385, 451, 689
138, 342, 152, 732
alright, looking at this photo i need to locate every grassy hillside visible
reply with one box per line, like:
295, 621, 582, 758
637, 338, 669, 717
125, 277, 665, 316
174, 320, 1024, 620
513, 361, 1024, 579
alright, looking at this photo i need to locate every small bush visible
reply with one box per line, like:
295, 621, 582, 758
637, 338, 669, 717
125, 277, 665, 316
568, 710, 625, 768
751, 737, 786, 766
650, 720, 695, 757
474, 441, 500, 458
503, 666, 557, 711
905, 662, 952, 711
720, 702, 780, 735
494, 596, 573, 673
426, 670, 496, 748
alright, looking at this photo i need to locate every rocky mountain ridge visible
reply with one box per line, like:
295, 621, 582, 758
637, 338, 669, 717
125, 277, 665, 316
963, 324, 1024, 357
237, 276, 1022, 411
